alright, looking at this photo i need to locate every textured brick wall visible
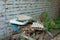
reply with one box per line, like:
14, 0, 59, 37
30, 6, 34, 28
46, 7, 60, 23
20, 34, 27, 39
0, 0, 60, 38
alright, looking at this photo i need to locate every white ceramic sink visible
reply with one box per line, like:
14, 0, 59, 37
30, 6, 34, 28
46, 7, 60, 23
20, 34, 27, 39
9, 18, 29, 25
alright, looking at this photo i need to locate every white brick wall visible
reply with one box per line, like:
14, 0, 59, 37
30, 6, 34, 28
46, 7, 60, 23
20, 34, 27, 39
0, 0, 60, 38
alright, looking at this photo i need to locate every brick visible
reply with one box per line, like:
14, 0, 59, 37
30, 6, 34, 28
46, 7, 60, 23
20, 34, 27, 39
0, 0, 60, 38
